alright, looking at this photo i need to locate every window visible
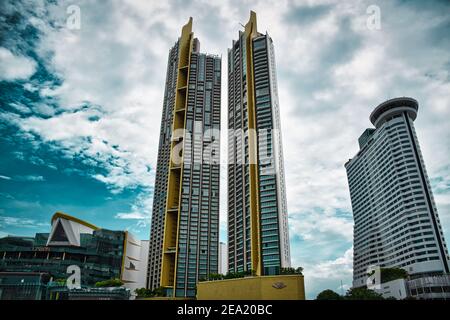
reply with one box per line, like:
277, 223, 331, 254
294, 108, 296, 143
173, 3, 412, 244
198, 56, 205, 81
253, 39, 266, 51
205, 92, 211, 112
194, 121, 203, 134
50, 221, 69, 242
256, 87, 269, 97
186, 119, 193, 132
214, 58, 221, 72
214, 72, 220, 84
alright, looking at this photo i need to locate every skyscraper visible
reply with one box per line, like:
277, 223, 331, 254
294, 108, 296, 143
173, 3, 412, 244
345, 97, 450, 287
147, 18, 221, 298
227, 11, 290, 276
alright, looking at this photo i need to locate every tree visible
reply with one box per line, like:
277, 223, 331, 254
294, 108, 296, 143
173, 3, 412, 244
380, 267, 408, 283
152, 286, 165, 297
316, 289, 342, 300
135, 287, 166, 298
281, 267, 303, 275
223, 271, 250, 279
94, 278, 124, 288
135, 288, 152, 297
205, 273, 224, 281
345, 287, 384, 300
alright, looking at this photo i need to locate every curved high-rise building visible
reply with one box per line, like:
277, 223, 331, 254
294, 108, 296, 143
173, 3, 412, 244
345, 97, 450, 287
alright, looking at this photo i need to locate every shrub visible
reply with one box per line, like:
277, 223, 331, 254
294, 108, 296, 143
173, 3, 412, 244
316, 289, 342, 300
94, 278, 124, 287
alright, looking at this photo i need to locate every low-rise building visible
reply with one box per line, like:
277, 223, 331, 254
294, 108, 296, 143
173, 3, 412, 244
407, 274, 450, 299
374, 278, 409, 300
372, 274, 450, 300
0, 212, 149, 299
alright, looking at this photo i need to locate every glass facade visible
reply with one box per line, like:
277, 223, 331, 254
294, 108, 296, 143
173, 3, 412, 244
227, 12, 290, 276
175, 51, 221, 298
147, 19, 220, 298
0, 272, 50, 300
0, 230, 125, 287
0, 273, 131, 300
147, 39, 178, 292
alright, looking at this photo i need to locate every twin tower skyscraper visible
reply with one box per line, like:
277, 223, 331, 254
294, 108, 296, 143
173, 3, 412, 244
146, 12, 291, 298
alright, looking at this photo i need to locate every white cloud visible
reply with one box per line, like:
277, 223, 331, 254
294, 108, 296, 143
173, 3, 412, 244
15, 175, 45, 182
0, 47, 36, 81
0, 192, 14, 200
2, 0, 450, 299
290, 212, 353, 242
115, 212, 148, 220
305, 246, 353, 280
9, 102, 32, 114
115, 192, 152, 229
303, 246, 353, 298
16, 108, 155, 193
0, 215, 48, 228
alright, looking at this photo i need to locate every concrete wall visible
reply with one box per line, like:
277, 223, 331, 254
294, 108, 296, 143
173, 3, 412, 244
197, 275, 305, 300
375, 278, 408, 300
137, 240, 149, 289
122, 235, 149, 298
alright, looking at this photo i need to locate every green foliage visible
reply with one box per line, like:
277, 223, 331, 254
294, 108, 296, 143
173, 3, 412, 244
203, 267, 304, 282
316, 289, 342, 300
135, 288, 151, 297
224, 270, 254, 279
52, 278, 67, 286
281, 267, 303, 275
380, 267, 408, 283
202, 270, 255, 281
317, 287, 384, 300
94, 278, 124, 288
153, 286, 165, 297
208, 273, 225, 281
135, 287, 165, 297
345, 287, 384, 300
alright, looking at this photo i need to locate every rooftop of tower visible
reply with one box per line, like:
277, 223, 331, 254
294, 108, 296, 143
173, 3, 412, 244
345, 97, 419, 168
370, 97, 418, 128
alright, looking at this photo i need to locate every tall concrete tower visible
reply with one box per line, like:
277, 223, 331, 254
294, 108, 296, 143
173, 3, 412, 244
345, 97, 450, 287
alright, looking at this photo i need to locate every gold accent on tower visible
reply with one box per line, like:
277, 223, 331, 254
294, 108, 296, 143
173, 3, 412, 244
244, 11, 262, 276
160, 17, 194, 296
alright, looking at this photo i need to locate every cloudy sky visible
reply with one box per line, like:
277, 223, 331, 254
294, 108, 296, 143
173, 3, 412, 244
0, 0, 449, 299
